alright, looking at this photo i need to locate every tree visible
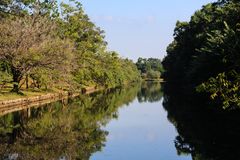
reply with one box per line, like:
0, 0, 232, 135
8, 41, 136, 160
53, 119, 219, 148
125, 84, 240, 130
136, 57, 163, 79
0, 15, 74, 92
0, 0, 141, 93
58, 0, 140, 88
0, 0, 59, 19
162, 0, 240, 109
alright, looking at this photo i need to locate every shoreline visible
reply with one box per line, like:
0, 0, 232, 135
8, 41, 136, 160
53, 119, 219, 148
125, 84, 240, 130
0, 87, 101, 116
142, 79, 164, 82
0, 82, 139, 116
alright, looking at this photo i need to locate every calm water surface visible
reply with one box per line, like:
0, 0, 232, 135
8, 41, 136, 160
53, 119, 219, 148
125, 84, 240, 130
91, 85, 190, 160
0, 82, 191, 160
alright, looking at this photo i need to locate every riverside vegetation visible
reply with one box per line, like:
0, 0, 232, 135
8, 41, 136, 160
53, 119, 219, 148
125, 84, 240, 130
1, 0, 240, 159
161, 1, 240, 159
136, 58, 164, 81
162, 0, 240, 110
0, 0, 140, 96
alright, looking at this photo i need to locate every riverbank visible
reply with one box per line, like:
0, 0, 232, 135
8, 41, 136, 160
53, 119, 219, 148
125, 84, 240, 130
0, 82, 140, 116
0, 86, 100, 116
142, 78, 164, 82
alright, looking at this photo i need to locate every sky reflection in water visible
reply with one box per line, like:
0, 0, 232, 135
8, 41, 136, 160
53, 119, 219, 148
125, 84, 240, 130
91, 83, 191, 160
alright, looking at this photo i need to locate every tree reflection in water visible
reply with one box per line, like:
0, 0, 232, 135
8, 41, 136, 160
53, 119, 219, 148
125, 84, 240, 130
137, 81, 163, 103
0, 84, 140, 160
163, 83, 240, 160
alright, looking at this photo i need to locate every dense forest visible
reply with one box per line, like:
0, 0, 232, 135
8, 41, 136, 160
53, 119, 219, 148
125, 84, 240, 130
0, 0, 140, 94
162, 0, 240, 110
162, 1, 240, 158
136, 58, 163, 80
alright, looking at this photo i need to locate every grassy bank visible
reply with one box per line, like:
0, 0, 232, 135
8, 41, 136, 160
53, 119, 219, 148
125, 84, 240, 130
0, 89, 54, 101
0, 81, 139, 104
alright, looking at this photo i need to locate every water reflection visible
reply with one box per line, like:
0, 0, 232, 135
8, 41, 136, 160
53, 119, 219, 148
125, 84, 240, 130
0, 82, 197, 160
163, 83, 240, 160
137, 81, 163, 103
0, 84, 140, 160
91, 82, 190, 160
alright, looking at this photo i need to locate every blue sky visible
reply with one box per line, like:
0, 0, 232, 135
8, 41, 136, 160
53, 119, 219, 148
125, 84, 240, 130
80, 0, 214, 61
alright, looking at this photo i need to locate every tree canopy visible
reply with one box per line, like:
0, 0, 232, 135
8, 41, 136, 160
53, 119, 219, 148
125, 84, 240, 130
136, 58, 163, 80
0, 0, 141, 93
162, 0, 240, 110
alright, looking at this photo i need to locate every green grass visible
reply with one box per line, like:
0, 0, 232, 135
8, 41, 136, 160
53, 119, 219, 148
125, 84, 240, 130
0, 88, 55, 101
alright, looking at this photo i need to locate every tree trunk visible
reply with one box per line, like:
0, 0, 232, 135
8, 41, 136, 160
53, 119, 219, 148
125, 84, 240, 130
11, 68, 22, 93
12, 83, 19, 92
26, 75, 29, 89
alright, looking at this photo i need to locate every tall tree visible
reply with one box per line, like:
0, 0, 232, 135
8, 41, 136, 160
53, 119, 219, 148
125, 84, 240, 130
162, 0, 240, 109
0, 15, 74, 92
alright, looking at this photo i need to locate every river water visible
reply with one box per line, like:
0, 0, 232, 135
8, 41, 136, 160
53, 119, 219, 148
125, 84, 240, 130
91, 83, 190, 160
0, 82, 191, 159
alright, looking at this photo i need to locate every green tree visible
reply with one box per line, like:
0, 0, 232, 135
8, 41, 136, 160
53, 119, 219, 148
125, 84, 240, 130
162, 0, 240, 109
0, 16, 74, 92
136, 57, 163, 80
0, 0, 141, 94
58, 1, 140, 88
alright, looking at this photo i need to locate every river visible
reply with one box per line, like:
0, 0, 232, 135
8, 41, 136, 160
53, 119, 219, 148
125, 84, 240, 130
0, 82, 191, 159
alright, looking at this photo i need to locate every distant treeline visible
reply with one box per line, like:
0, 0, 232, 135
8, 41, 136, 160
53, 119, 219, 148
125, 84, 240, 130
162, 0, 240, 110
136, 58, 163, 80
0, 0, 140, 93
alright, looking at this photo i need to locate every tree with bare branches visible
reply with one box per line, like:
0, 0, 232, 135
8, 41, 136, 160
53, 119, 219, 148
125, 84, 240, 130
0, 15, 74, 92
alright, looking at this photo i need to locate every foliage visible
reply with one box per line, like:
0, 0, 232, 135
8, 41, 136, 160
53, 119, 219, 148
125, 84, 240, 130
136, 57, 163, 80
58, 2, 140, 88
0, 61, 11, 85
147, 70, 161, 79
197, 71, 240, 109
0, 15, 74, 92
162, 0, 240, 109
0, 0, 141, 93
